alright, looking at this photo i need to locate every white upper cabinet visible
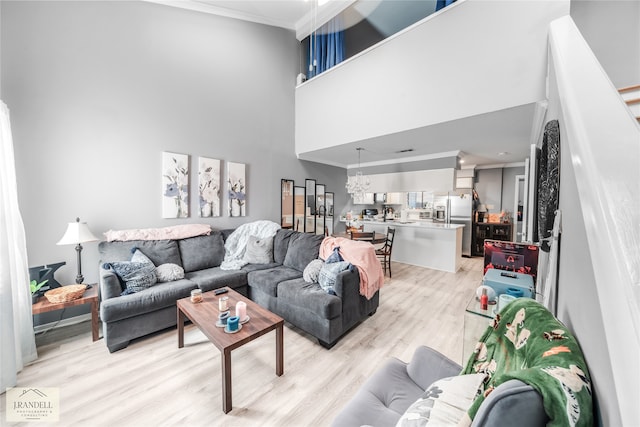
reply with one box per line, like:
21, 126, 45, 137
366, 169, 455, 193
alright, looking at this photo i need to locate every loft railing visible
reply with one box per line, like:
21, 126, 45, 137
303, 0, 457, 80
548, 16, 639, 426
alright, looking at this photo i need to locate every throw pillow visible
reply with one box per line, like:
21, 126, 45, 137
396, 373, 486, 427
318, 260, 351, 294
303, 259, 324, 283
156, 263, 185, 282
107, 261, 157, 295
244, 235, 274, 264
131, 247, 155, 265
108, 247, 158, 294
324, 247, 344, 263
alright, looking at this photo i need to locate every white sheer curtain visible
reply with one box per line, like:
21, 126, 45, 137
0, 101, 37, 393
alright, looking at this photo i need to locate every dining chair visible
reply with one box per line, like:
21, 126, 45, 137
375, 227, 396, 277
350, 231, 375, 242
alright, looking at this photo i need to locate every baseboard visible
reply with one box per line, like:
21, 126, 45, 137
34, 313, 92, 334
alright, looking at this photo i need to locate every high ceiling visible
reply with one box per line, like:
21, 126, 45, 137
146, 0, 536, 169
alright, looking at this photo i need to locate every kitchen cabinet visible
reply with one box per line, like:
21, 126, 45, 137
472, 223, 513, 256
385, 192, 403, 204
456, 177, 474, 189
366, 169, 455, 192
352, 192, 374, 205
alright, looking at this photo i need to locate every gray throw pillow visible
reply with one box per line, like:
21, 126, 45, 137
155, 263, 185, 282
107, 261, 157, 294
303, 259, 324, 283
108, 248, 158, 294
131, 247, 155, 265
318, 261, 351, 293
244, 235, 274, 264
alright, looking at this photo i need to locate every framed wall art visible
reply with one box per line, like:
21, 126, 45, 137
162, 151, 189, 218
227, 161, 246, 217
198, 157, 221, 217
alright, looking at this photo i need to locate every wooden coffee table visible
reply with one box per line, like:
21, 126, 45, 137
176, 287, 284, 413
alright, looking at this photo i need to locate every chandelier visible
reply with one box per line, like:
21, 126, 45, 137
345, 148, 370, 199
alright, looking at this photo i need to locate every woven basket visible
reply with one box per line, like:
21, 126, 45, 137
44, 285, 86, 303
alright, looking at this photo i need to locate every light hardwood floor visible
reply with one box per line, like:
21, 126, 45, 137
4, 258, 483, 427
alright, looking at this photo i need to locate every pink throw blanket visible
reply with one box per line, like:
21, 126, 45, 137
320, 237, 384, 300
103, 224, 211, 242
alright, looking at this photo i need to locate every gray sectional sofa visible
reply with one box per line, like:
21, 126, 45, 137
98, 228, 379, 352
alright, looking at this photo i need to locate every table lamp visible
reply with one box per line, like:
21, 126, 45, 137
57, 217, 99, 284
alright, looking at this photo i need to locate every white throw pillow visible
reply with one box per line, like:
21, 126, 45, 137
244, 235, 274, 264
303, 259, 324, 283
155, 263, 185, 282
396, 373, 486, 427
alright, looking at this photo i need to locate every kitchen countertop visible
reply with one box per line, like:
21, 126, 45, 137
339, 219, 465, 230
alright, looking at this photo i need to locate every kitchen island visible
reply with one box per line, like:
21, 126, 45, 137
341, 220, 464, 273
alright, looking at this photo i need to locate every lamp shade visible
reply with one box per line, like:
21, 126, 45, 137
57, 218, 99, 245
477, 204, 487, 213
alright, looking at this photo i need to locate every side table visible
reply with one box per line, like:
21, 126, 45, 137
462, 296, 495, 363
32, 285, 100, 341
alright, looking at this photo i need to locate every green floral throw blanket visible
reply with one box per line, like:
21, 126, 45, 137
462, 298, 593, 426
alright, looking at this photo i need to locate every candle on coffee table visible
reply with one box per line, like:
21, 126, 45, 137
227, 316, 239, 332
236, 301, 247, 321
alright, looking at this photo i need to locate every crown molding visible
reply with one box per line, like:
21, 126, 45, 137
143, 0, 299, 30
295, 0, 357, 40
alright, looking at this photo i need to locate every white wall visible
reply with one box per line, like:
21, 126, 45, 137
546, 16, 640, 426
295, 0, 569, 154
571, 0, 640, 88
1, 1, 347, 292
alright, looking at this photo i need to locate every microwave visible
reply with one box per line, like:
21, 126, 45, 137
374, 193, 386, 203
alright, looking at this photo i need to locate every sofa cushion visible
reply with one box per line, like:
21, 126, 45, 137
247, 266, 302, 297
396, 373, 486, 427
244, 235, 274, 264
98, 240, 182, 266
220, 228, 236, 242
178, 232, 225, 273
100, 279, 197, 322
282, 233, 324, 272
241, 262, 280, 273
273, 229, 296, 264
277, 278, 342, 320
185, 267, 248, 292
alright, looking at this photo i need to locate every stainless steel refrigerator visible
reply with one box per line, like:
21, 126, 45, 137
448, 191, 473, 257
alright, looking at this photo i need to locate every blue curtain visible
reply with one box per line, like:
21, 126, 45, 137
307, 18, 344, 79
436, 0, 456, 12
